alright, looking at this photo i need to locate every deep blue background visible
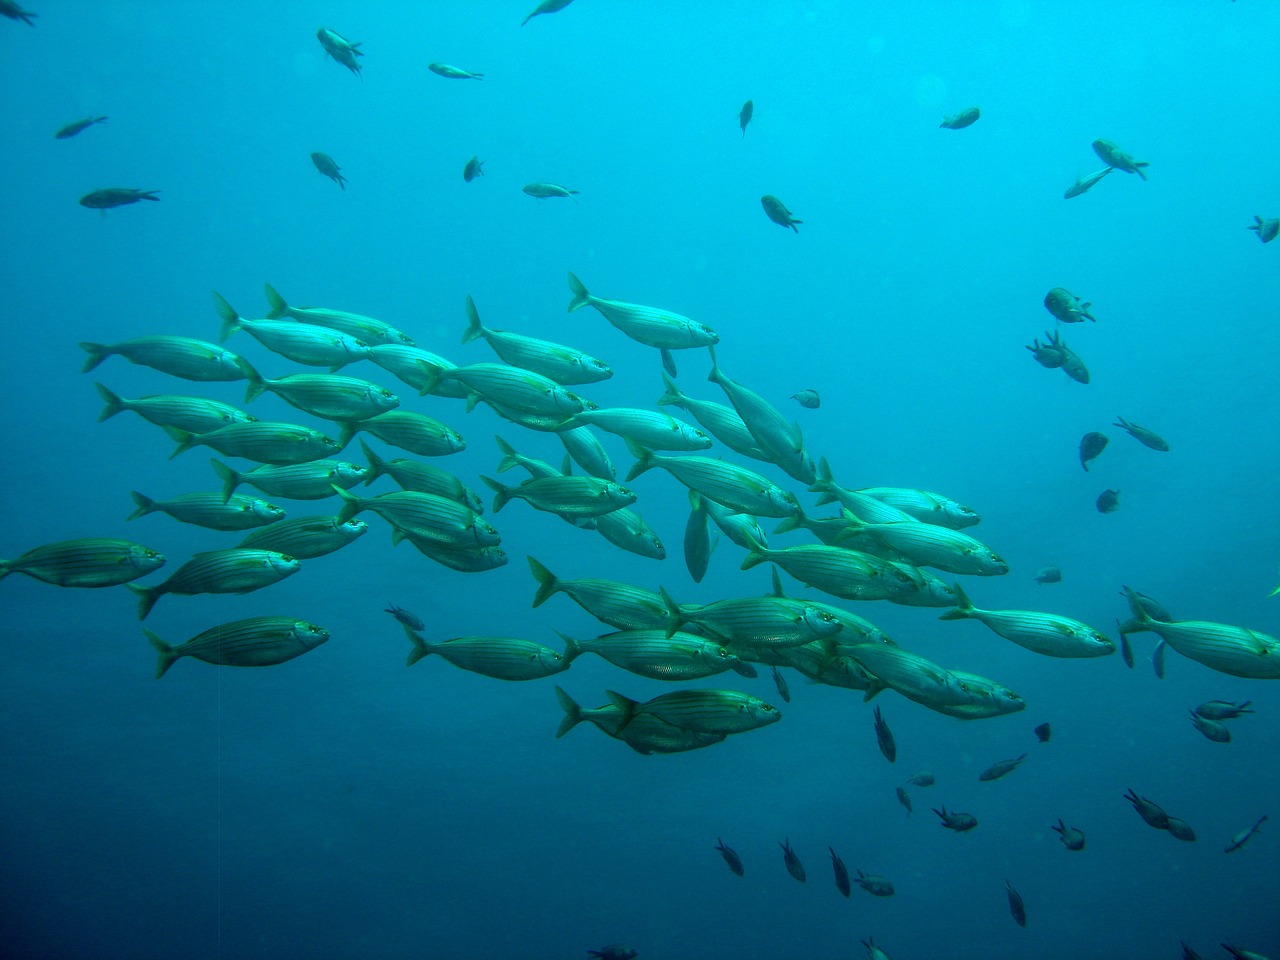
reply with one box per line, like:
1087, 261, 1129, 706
2, 2, 1278, 958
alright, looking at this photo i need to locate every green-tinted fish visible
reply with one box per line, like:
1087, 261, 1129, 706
521, 0, 574, 27
334, 487, 498, 548
428, 62, 483, 80
760, 195, 802, 232
739, 99, 753, 136
81, 335, 252, 381
211, 458, 366, 502
528, 556, 668, 630
885, 563, 959, 608
1121, 587, 1280, 679
317, 27, 362, 76
244, 370, 399, 421
742, 536, 919, 602
362, 440, 482, 512
940, 584, 1114, 658
842, 643, 973, 711
238, 515, 368, 559
593, 507, 665, 560
1092, 138, 1149, 180
791, 389, 820, 409
483, 474, 635, 518
662, 588, 842, 648
940, 107, 980, 129
339, 411, 464, 458
403, 625, 568, 680
523, 182, 579, 200
128, 489, 284, 531
554, 687, 725, 754
700, 493, 768, 550
310, 152, 347, 189
1248, 216, 1279, 244
707, 346, 814, 482
1, 537, 164, 588
128, 549, 300, 620
626, 443, 796, 517
562, 629, 738, 680
1052, 820, 1085, 850
838, 514, 1007, 576
562, 408, 710, 451
494, 435, 563, 479
558, 425, 616, 479
810, 459, 919, 523
148, 616, 329, 678
931, 670, 1027, 719
1044, 287, 1097, 324
435, 362, 588, 418
80, 188, 160, 209
264, 284, 414, 346
213, 292, 372, 369
855, 487, 980, 529
397, 533, 508, 572
979, 755, 1027, 781
463, 156, 485, 182
1045, 329, 1089, 383
606, 688, 780, 735
168, 421, 343, 465
367, 344, 469, 398
55, 116, 107, 139
463, 295, 611, 385
657, 373, 766, 460
856, 870, 894, 897
1063, 168, 1113, 199
683, 496, 711, 582
1194, 699, 1253, 720
95, 382, 255, 433
1113, 416, 1169, 451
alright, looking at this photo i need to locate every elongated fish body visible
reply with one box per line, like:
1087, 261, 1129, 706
264, 284, 413, 346
148, 616, 329, 677
310, 152, 347, 189
683, 502, 711, 583
595, 506, 666, 559
361, 440, 482, 512
716, 838, 744, 875
611, 689, 780, 735
779, 839, 806, 881
928, 670, 1026, 719
55, 116, 108, 139
809, 459, 917, 523
214, 293, 371, 369
779, 643, 881, 694
81, 336, 251, 381
840, 515, 1007, 576
494, 435, 563, 479
1063, 167, 1113, 199
1079, 432, 1108, 471
761, 195, 802, 232
403, 627, 567, 679
842, 643, 972, 708
1121, 588, 1280, 679
886, 564, 959, 608
555, 688, 724, 753
484, 474, 635, 518
367, 344, 470, 399
856, 487, 980, 529
128, 489, 284, 530
528, 556, 668, 629
79, 188, 161, 209
1092, 139, 1149, 180
707, 346, 814, 482
700, 494, 768, 550
873, 706, 897, 762
464, 295, 611, 385
940, 107, 980, 129
341, 411, 465, 458
334, 487, 497, 548
317, 27, 363, 76
1194, 699, 1253, 720
565, 408, 710, 451
627, 444, 796, 517
212, 458, 366, 502
95, 383, 255, 433
564, 629, 738, 680
246, 372, 399, 421
1, 538, 164, 588
1113, 416, 1169, 451
743, 539, 919, 602
739, 99, 753, 136
429, 62, 483, 80
567, 272, 719, 352
1044, 287, 1097, 324
980, 754, 1027, 781
439, 362, 587, 418
940, 584, 1113, 658
523, 182, 579, 200
239, 515, 368, 558
666, 592, 842, 648
558, 425, 616, 479
399, 534, 508, 572
170, 421, 342, 465
521, 0, 574, 26
658, 373, 766, 460
829, 849, 852, 896
129, 549, 300, 619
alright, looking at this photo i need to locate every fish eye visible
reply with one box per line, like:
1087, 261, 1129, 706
382, 390, 394, 398
281, 555, 296, 562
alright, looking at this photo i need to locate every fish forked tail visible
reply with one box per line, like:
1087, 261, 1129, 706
144, 629, 180, 678
494, 435, 522, 473
127, 490, 157, 521
937, 583, 975, 620
332, 485, 364, 524
566, 272, 590, 312
128, 582, 162, 621
553, 685, 583, 737
623, 439, 657, 484
263, 283, 289, 319
657, 585, 686, 639
209, 458, 242, 503
527, 555, 559, 607
241, 364, 270, 403
79, 342, 109, 373
163, 426, 199, 460
461, 295, 485, 344
359, 439, 388, 484
809, 456, 838, 505
480, 475, 513, 513
94, 382, 126, 421
1118, 585, 1156, 632
403, 623, 432, 666
211, 291, 241, 342
738, 530, 769, 571
554, 630, 582, 666
656, 371, 685, 408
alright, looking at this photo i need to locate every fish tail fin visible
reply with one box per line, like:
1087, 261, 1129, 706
623, 439, 656, 483
480, 475, 511, 513
1119, 586, 1155, 630
937, 582, 973, 620
332, 485, 362, 523
494, 435, 521, 473
1135, 163, 1149, 181
413, 361, 444, 397
461, 295, 484, 344
527, 555, 558, 607
139, 191, 161, 201
658, 585, 684, 638
127, 490, 155, 521
566, 272, 589, 312
790, 220, 802, 233
164, 426, 197, 460
656, 371, 684, 408
94, 381, 125, 421
604, 689, 639, 723
403, 623, 431, 666
145, 629, 179, 678
263, 283, 288, 319
705, 344, 720, 384
209, 458, 240, 503
359, 439, 387, 484
129, 583, 161, 621
554, 685, 583, 737
0, 562, 10, 583
79, 342, 108, 373
336, 421, 359, 451
739, 531, 767, 571
242, 366, 267, 403
211, 291, 240, 342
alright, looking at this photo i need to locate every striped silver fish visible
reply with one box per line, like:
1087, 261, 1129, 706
403, 625, 569, 679
856, 486, 980, 529
169, 421, 343, 465
1, 538, 165, 588
128, 489, 285, 530
567, 273, 718, 368
742, 538, 919, 602
264, 284, 415, 346
211, 458, 366, 502
657, 373, 766, 460
238, 515, 368, 558
434, 362, 588, 418
128, 549, 301, 619
707, 346, 815, 483
80, 335, 254, 382
557, 425, 615, 479
334, 487, 499, 548
528, 557, 669, 630
339, 411, 465, 458
147, 616, 329, 677
361, 440, 483, 512
244, 371, 399, 421
95, 382, 255, 433
940, 584, 1113, 658
662, 589, 842, 648
1121, 587, 1280, 679
606, 689, 780, 735
841, 642, 971, 709
560, 407, 710, 451
593, 507, 666, 560
213, 292, 372, 369
366, 343, 471, 399
397, 533, 509, 572
561, 629, 738, 680
810, 458, 918, 523
626, 443, 796, 517
840, 515, 1008, 576
483, 474, 635, 518
554, 687, 727, 754
464, 295, 612, 385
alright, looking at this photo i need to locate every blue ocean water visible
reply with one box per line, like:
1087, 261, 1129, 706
2, 2, 1278, 958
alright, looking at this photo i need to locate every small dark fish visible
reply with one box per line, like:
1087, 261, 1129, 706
1005, 881, 1026, 927
1152, 640, 1167, 679
1034, 722, 1051, 743
1096, 489, 1120, 514
1194, 699, 1253, 720
311, 152, 347, 190
1165, 816, 1196, 842
1223, 814, 1267, 854
1025, 336, 1063, 369
1078, 432, 1108, 471
1046, 329, 1089, 383
1044, 287, 1097, 323
429, 63, 483, 80
873, 706, 896, 763
906, 771, 935, 787
0, 0, 37, 25
715, 837, 744, 876
682, 498, 711, 583
1123, 788, 1170, 830
739, 99, 753, 137
933, 806, 977, 832
1118, 624, 1134, 669
1113, 416, 1169, 451
587, 946, 636, 960
1189, 711, 1231, 743
1092, 138, 1149, 180
384, 603, 424, 631
770, 665, 791, 703
940, 107, 980, 129
1063, 167, 1113, 199
855, 870, 894, 897
761, 195, 801, 232
1034, 565, 1061, 584
463, 156, 485, 182
895, 786, 912, 816
779, 837, 805, 881
1222, 946, 1271, 960
55, 116, 107, 139
979, 754, 1026, 782
1181, 943, 1204, 960
521, 0, 575, 27
79, 188, 160, 209
1051, 819, 1085, 851
829, 847, 851, 897
316, 27, 363, 77
791, 389, 820, 409
1248, 215, 1279, 243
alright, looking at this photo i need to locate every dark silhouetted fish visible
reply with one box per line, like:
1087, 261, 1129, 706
1079, 432, 1108, 470
761, 195, 801, 232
